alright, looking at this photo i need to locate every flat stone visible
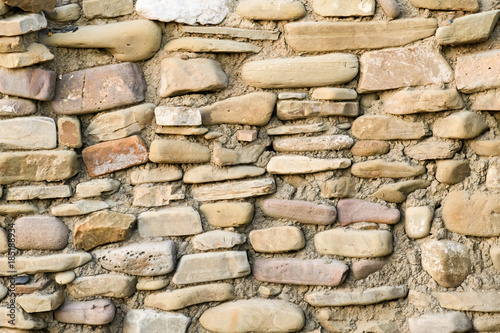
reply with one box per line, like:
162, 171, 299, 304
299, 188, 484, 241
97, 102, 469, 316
83, 0, 133, 18
145, 283, 235, 311
213, 140, 268, 166
0, 67, 55, 101
75, 179, 120, 198
437, 10, 500, 45
277, 101, 359, 120
473, 316, 500, 332
351, 140, 390, 156
236, 129, 257, 142
0, 117, 56, 150
377, 0, 401, 18
149, 139, 209, 164
55, 271, 75, 285
132, 184, 185, 207
0, 98, 35, 116
236, 0, 306, 20
286, 19, 437, 52
315, 229, 393, 257
0, 43, 53, 68
0, 253, 91, 276
471, 90, 500, 110
55, 300, 115, 325
4, 0, 55, 12
0, 307, 46, 330
383, 89, 464, 115
278, 92, 307, 100
409, 0, 479, 11
15, 279, 50, 294
456, 50, 500, 93
0, 204, 37, 216
320, 177, 356, 199
51, 200, 109, 216
408, 312, 472, 333
45, 4, 81, 22
156, 126, 208, 135
155, 106, 201, 126
312, 88, 357, 100
58, 116, 81, 148
312, 0, 375, 16
173, 251, 250, 285
433, 111, 488, 139
250, 226, 305, 253
130, 165, 183, 184
351, 160, 426, 178
436, 160, 470, 184
165, 37, 261, 53
433, 291, 500, 312
201, 92, 276, 126
123, 309, 190, 333
192, 231, 246, 250
184, 165, 265, 184
138, 206, 202, 237
0, 37, 24, 53
158, 58, 227, 98
15, 216, 68, 250
337, 199, 400, 226
93, 241, 176, 276
199, 202, 254, 227
405, 206, 433, 239
73, 211, 135, 251
470, 139, 500, 156
253, 258, 348, 286
405, 138, 462, 160
6, 185, 71, 201
0, 229, 6, 253
352, 115, 428, 140
17, 290, 64, 313
181, 25, 280, 40
86, 103, 154, 142
0, 150, 77, 184
267, 155, 351, 174
487, 165, 500, 191
261, 198, 336, 225
352, 259, 388, 280
68, 274, 136, 298
372, 180, 431, 203
242, 54, 358, 89
136, 278, 168, 291
191, 177, 275, 202
268, 123, 329, 135
273, 135, 353, 152
306, 285, 408, 307
0, 12, 47, 36
49, 63, 146, 115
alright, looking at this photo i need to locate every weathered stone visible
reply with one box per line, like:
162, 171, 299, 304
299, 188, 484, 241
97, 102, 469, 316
470, 139, 500, 156
156, 126, 208, 135
0, 1, 7, 15
487, 165, 500, 191
213, 140, 268, 166
0, 43, 53, 68
436, 160, 470, 184
15, 216, 68, 250
320, 177, 356, 199
173, 251, 250, 285
93, 241, 176, 276
267, 155, 351, 174
149, 139, 210, 164
0, 67, 55, 101
372, 180, 431, 203
471, 90, 500, 111
286, 19, 437, 52
0, 37, 23, 53
437, 10, 500, 45
192, 231, 246, 250
0, 150, 77, 184
181, 25, 280, 40
405, 138, 461, 160
0, 307, 46, 330
0, 12, 47, 36
191, 178, 275, 202
253, 258, 348, 286
351, 160, 426, 178
312, 88, 357, 100
261, 199, 336, 225
242, 54, 358, 88
132, 184, 185, 207
250, 226, 305, 253
17, 290, 64, 313
456, 50, 500, 93
138, 206, 202, 237
0, 253, 91, 276
6, 185, 71, 201
68, 274, 136, 298
55, 271, 75, 285
408, 312, 472, 333
351, 140, 390, 156
405, 206, 433, 239
0, 204, 37, 216
75, 179, 120, 198
352, 259, 388, 280
377, 0, 401, 18
155, 106, 201, 127
130, 165, 183, 184
15, 279, 50, 294
236, 129, 257, 142
0, 228, 6, 254
433, 291, 500, 312
73, 211, 135, 251
273, 135, 353, 152
136, 278, 168, 291
4, 0, 55, 12
55, 300, 115, 325
433, 111, 487, 139
0, 98, 35, 116
123, 309, 190, 333
473, 316, 500, 332
0, 117, 56, 150
236, 0, 306, 20
83, 0, 133, 18
51, 200, 109, 217
45, 4, 81, 22
312, 0, 375, 16
277, 101, 359, 120
268, 123, 329, 136
165, 37, 261, 53
338, 199, 400, 226
384, 89, 464, 115
200, 202, 254, 227
306, 285, 408, 307
315, 229, 393, 257
492, 246, 500, 271
278, 92, 307, 100
49, 63, 146, 114
58, 116, 81, 148
409, 0, 479, 11
352, 115, 428, 140
184, 165, 265, 184
358, 46, 453, 93
146, 283, 235, 311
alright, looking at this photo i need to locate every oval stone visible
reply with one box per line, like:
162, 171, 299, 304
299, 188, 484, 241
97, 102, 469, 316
14, 215, 68, 250
54, 299, 115, 325
249, 226, 305, 253
314, 229, 393, 257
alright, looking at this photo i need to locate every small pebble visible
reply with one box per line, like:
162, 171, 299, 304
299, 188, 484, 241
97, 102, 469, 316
55, 271, 76, 285
14, 276, 30, 285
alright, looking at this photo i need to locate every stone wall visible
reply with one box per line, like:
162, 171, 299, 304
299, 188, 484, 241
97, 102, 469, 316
0, 0, 499, 332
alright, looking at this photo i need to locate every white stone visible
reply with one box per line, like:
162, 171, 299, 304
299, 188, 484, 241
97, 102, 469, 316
138, 206, 202, 237
405, 206, 433, 239
123, 309, 190, 333
55, 271, 76, 285
155, 106, 202, 126
0, 117, 56, 150
267, 155, 351, 174
192, 231, 246, 251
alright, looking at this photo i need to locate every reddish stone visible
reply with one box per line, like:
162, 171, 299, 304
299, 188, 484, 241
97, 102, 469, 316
0, 67, 56, 101
16, 279, 50, 294
54, 300, 116, 325
351, 140, 390, 156
351, 259, 388, 280
260, 198, 336, 225
337, 199, 400, 226
57, 116, 81, 148
15, 216, 68, 250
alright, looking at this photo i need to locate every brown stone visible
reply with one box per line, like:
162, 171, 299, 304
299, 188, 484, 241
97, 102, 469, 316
470, 139, 500, 156
213, 140, 268, 166
130, 165, 183, 184
261, 198, 336, 225
183, 165, 265, 184
54, 300, 115, 325
436, 160, 470, 184
0, 98, 35, 116
276, 101, 359, 120
58, 116, 81, 148
15, 216, 68, 250
250, 226, 305, 253
456, 50, 500, 94
352, 115, 428, 140
149, 139, 210, 164
0, 36, 24, 53
0, 67, 55, 101
15, 279, 50, 294
351, 140, 390, 156
433, 111, 488, 139
0, 253, 91, 276
4, 0, 56, 12
383, 89, 464, 115
351, 160, 426, 178
337, 199, 400, 226
199, 202, 254, 227
405, 138, 461, 160
320, 177, 356, 199
372, 180, 430, 203
352, 259, 388, 280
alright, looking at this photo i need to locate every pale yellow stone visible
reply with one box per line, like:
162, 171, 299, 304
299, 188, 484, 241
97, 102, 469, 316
405, 206, 433, 239
383, 89, 463, 115
306, 285, 408, 306
132, 185, 185, 207
67, 274, 136, 298
183, 165, 265, 184
17, 290, 64, 313
250, 226, 305, 253
0, 43, 53, 68
236, 0, 306, 20
46, 4, 81, 22
311, 88, 358, 100
433, 111, 488, 139
83, 0, 133, 19
0, 253, 91, 276
267, 155, 351, 174
0, 12, 47, 37
138, 206, 202, 237
130, 165, 183, 184
437, 10, 500, 45
409, 0, 479, 11
165, 37, 261, 53
314, 229, 393, 257
200, 202, 254, 227
312, 0, 375, 16
351, 160, 426, 178
191, 178, 275, 202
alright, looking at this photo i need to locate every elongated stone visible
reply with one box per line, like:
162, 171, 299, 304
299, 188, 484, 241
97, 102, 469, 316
456, 50, 500, 93
17, 290, 64, 313
337, 199, 400, 226
184, 165, 265, 184
351, 140, 390, 156
0, 67, 55, 101
261, 199, 336, 225
312, 88, 357, 100
124, 309, 190, 333
315, 229, 393, 257
138, 206, 202, 237
67, 274, 136, 298
55, 300, 115, 325
253, 258, 348, 286
132, 184, 185, 207
0, 203, 37, 216
130, 165, 183, 184
279, 92, 307, 100
213, 140, 268, 166
4, 0, 56, 12
181, 26, 280, 40
82, 0, 133, 18
45, 4, 81, 21
312, 0, 375, 16
405, 138, 462, 160
0, 12, 47, 36
192, 231, 246, 250
0, 43, 53, 68
306, 285, 408, 306
273, 135, 353, 152
474, 316, 500, 331
384, 89, 464, 115
15, 215, 68, 250
154, 106, 201, 126
352, 115, 427, 140
433, 111, 487, 139
267, 155, 351, 174
191, 178, 275, 202
136, 278, 168, 291
352, 259, 388, 280
75, 179, 120, 198
0, 253, 91, 276
405, 206, 433, 239
200, 202, 254, 227
242, 54, 358, 88
351, 160, 426, 178
373, 180, 431, 203
0, 98, 35, 116
408, 312, 472, 333
51, 200, 109, 216
470, 139, 500, 156
165, 37, 261, 53
277, 101, 359, 120
173, 251, 250, 284
410, 0, 478, 10
0, 307, 46, 330
433, 291, 500, 312
250, 226, 305, 253
157, 126, 207, 135
0, 36, 24, 53
0, 117, 56, 150
286, 19, 437, 52
6, 185, 71, 201
436, 160, 470, 184
236, 0, 306, 20
268, 123, 329, 135
437, 10, 500, 45
471, 90, 500, 110
149, 139, 210, 164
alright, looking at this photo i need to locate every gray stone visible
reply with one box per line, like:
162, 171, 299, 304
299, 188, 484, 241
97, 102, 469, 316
408, 312, 472, 333
383, 89, 464, 115
132, 185, 186, 207
138, 206, 202, 237
191, 178, 275, 202
267, 155, 351, 174
183, 165, 265, 184
123, 309, 190, 333
6, 185, 71, 201
45, 4, 81, 22
314, 229, 393, 257
75, 179, 120, 198
437, 10, 500, 45
277, 101, 359, 120
306, 285, 408, 306
192, 231, 246, 251
236, 0, 306, 20
377, 0, 401, 18
273, 135, 353, 152
278, 92, 307, 100
68, 274, 136, 298
55, 300, 115, 325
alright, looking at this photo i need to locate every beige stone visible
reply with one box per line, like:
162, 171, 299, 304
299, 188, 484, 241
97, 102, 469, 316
75, 179, 120, 198
409, 0, 479, 11
123, 309, 190, 333
0, 12, 47, 36
181, 25, 280, 40
433, 291, 500, 312
351, 160, 426, 178
45, 4, 81, 22
51, 200, 109, 217
337, 198, 400, 226
0, 98, 35, 116
14, 215, 68, 250
0, 1, 8, 15
165, 37, 260, 53
55, 300, 115, 325
437, 10, 500, 45
213, 140, 268, 166
0, 228, 6, 254
149, 139, 210, 164
409, 312, 472, 333
315, 229, 393, 257
312, 0, 375, 16
154, 106, 201, 126
191, 177, 275, 202
130, 165, 183, 184
377, 0, 401, 18
470, 139, 500, 156
156, 126, 208, 135
138, 206, 202, 237
351, 140, 390, 157
68, 274, 136, 298
473, 316, 500, 332
405, 206, 433, 239
17, 290, 64, 313
0, 37, 24, 53
236, 0, 306, 20
58, 116, 82, 148
383, 89, 463, 115
261, 199, 336, 225
312, 88, 357, 100
352, 115, 428, 140
0, 204, 37, 216
0, 253, 91, 276
0, 307, 46, 330
306, 285, 408, 307
321, 177, 356, 199
492, 246, 500, 271
373, 180, 430, 203
456, 50, 500, 93
250, 226, 305, 253
471, 90, 500, 111
0, 117, 56, 150
273, 135, 353, 152
200, 202, 254, 227
0, 43, 53, 68
4, 0, 55, 12
487, 165, 500, 191
268, 123, 328, 135
132, 184, 185, 207
83, 0, 133, 19
236, 129, 257, 142
136, 278, 168, 291
6, 185, 71, 201
0, 67, 55, 101
405, 138, 462, 160
433, 111, 487, 139
184, 165, 265, 184
277, 101, 359, 120
192, 231, 246, 250
55, 271, 76, 285
267, 155, 351, 174
436, 160, 470, 184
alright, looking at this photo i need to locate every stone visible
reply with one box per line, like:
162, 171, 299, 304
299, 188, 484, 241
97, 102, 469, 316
237, 129, 257, 142
51, 200, 109, 216
433, 111, 487, 139
261, 199, 336, 225
377, 0, 401, 18
200, 202, 254, 227
145, 283, 235, 311
358, 46, 453, 93
138, 207, 202, 237
0, 204, 37, 216
306, 285, 408, 306
15, 279, 50, 294
437, 10, 500, 45
83, 0, 133, 18
315, 229, 393, 257
0, 13, 47, 36
130, 165, 183, 184
352, 115, 428, 140
49, 63, 146, 115
0, 67, 55, 101
55, 300, 115, 325
312, 88, 358, 100
470, 139, 500, 156
277, 101, 359, 120
201, 92, 276, 126
93, 241, 176, 276
155, 106, 201, 126
45, 20, 161, 62
136, 278, 168, 291
58, 116, 81, 148
351, 140, 390, 156
55, 271, 75, 285
45, 4, 81, 21
405, 138, 462, 160
372, 180, 431, 203
267, 155, 351, 174
383, 89, 464, 115
409, 312, 472, 333
471, 90, 500, 111
184, 165, 265, 184
352, 259, 388, 280
0, 150, 77, 184
250, 226, 305, 253
337, 199, 400, 226
0, 117, 56, 150
17, 290, 64, 313
456, 50, 500, 93
0, 1, 7, 15
273, 135, 353, 152
123, 309, 190, 333
253, 258, 348, 286
181, 25, 280, 40
86, 104, 154, 142
173, 251, 250, 285
405, 206, 433, 239
200, 299, 305, 333
68, 274, 136, 298
436, 160, 470, 184
487, 165, 500, 191
14, 216, 68, 250
0, 253, 91, 276
236, 0, 306, 20
6, 185, 71, 201
408, 0, 479, 11
136, 0, 229, 25
259, 285, 282, 297
213, 140, 268, 166
320, 177, 356, 199
156, 126, 208, 135
0, 307, 46, 330
192, 231, 246, 250
4, 0, 55, 12
286, 19, 437, 52
351, 160, 426, 178
312, 0, 375, 16
473, 316, 500, 332
0, 37, 24, 53
165, 37, 261, 53
0, 229, 6, 253
73, 211, 135, 251
0, 98, 35, 116
75, 179, 120, 198
191, 177, 275, 202
0, 43, 53, 68
278, 92, 307, 100
433, 291, 500, 312
242, 54, 358, 88
149, 139, 210, 164
132, 185, 185, 207
268, 123, 328, 136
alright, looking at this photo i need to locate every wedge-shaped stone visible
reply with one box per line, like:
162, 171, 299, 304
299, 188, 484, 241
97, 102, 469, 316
181, 26, 280, 40
213, 140, 266, 166
261, 199, 336, 225
138, 206, 202, 237
351, 160, 426, 178
6, 185, 71, 200
0, 67, 55, 101
0, 253, 91, 276
0, 1, 8, 15
358, 47, 453, 93
405, 206, 433, 239
409, 0, 479, 11
437, 10, 500, 45
201, 299, 305, 333
433, 291, 500, 312
82, 0, 133, 18
184, 165, 265, 184
236, 0, 306, 20
68, 274, 136, 298
277, 101, 358, 120
352, 259, 388, 280
55, 300, 115, 325
384, 89, 464, 115
75, 179, 120, 198
267, 155, 351, 174
0, 117, 56, 150
124, 309, 190, 333
253, 258, 348, 286
146, 283, 235, 311
470, 139, 500, 156
165, 37, 261, 53
132, 184, 185, 207
312, 0, 375, 16
49, 63, 146, 114
433, 111, 487, 139
200, 202, 254, 227
173, 251, 250, 284
352, 115, 427, 140
130, 165, 183, 184
86, 103, 154, 142
337, 199, 400, 226
4, 0, 56, 12
405, 138, 462, 160
242, 54, 358, 89
93, 241, 176, 276
373, 180, 430, 203
15, 215, 68, 250
192, 231, 246, 250
436, 159, 470, 185
155, 106, 201, 126
0, 150, 77, 184
51, 200, 109, 216
191, 178, 275, 202
201, 92, 276, 126
286, 19, 437, 52
250, 226, 305, 253
0, 307, 46, 330
273, 135, 353, 152
149, 139, 210, 164
456, 50, 500, 93
17, 290, 64, 313
0, 43, 53, 68
268, 123, 329, 135
315, 229, 393, 257
408, 312, 472, 333
0, 98, 35, 116
0, 12, 47, 36
306, 285, 408, 307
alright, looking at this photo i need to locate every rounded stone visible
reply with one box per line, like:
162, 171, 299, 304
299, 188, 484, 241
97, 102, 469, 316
54, 271, 76, 285
14, 215, 68, 250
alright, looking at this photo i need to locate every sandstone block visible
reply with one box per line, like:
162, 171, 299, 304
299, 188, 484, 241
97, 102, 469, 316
268, 123, 329, 136
0, 98, 35, 116
405, 206, 433, 239
58, 116, 81, 148
408, 312, 472, 333
352, 259, 388, 280
0, 36, 23, 53
279, 92, 307, 100
0, 43, 53, 68
17, 290, 64, 313
315, 229, 393, 257
4, 0, 56, 12
130, 165, 183, 184
372, 180, 430, 203
0, 117, 56, 150
181, 25, 280, 40
433, 111, 487, 139
352, 115, 428, 140
6, 185, 71, 201
351, 160, 426, 178
261, 198, 336, 225
192, 231, 246, 250
138, 206, 202, 237
83, 0, 133, 18
277, 101, 359, 120
0, 12, 47, 36
487, 165, 500, 191
0, 67, 55, 101
45, 4, 81, 22
75, 179, 120, 198
149, 139, 210, 164
136, 278, 168, 291
250, 226, 305, 253
456, 50, 500, 93
237, 129, 257, 142
383, 89, 463, 115
337, 199, 400, 226
409, 0, 479, 11
312, 88, 357, 100
158, 126, 214, 136
0, 307, 46, 330
51, 200, 110, 217
351, 140, 390, 156
436, 160, 469, 184
433, 291, 500, 312
55, 300, 115, 325
306, 285, 408, 306
200, 202, 254, 227
312, 0, 375, 16
470, 139, 500, 156
132, 184, 185, 207
236, 0, 306, 20
273, 135, 353, 152
320, 177, 356, 199
15, 216, 68, 250
184, 165, 265, 184
191, 177, 275, 202
165, 37, 261, 53
123, 309, 190, 333
0, 204, 37, 216
471, 90, 500, 111
437, 10, 500, 45
405, 138, 461, 160
0, 253, 91, 276
68, 274, 136, 298
267, 155, 351, 174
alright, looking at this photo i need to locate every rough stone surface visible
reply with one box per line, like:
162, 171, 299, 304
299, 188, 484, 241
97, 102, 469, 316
136, 278, 168, 291
0, 253, 91, 276
0, 98, 35, 116
312, 0, 375, 16
75, 179, 120, 198
236, 0, 306, 20
17, 290, 64, 313
4, 0, 56, 12
273, 135, 353, 152
184, 165, 265, 184
352, 260, 388, 280
471, 90, 500, 111
181, 25, 280, 40
306, 285, 408, 306
351, 160, 426, 178
45, 4, 81, 21
470, 139, 500, 156
352, 115, 428, 140
0, 307, 46, 330
267, 155, 351, 174
165, 37, 261, 53
408, 312, 472, 333
51, 200, 110, 216
433, 291, 500, 312
372, 180, 430, 203
433, 111, 488, 139
82, 0, 133, 19
405, 206, 433, 239
155, 106, 201, 127
261, 198, 336, 225
199, 202, 254, 227
0, 36, 24, 53
0, 12, 47, 36
0, 67, 55, 101
405, 138, 462, 160
0, 117, 56, 150
132, 184, 185, 207
473, 316, 500, 332
14, 216, 68, 250
58, 116, 82, 148
314, 229, 393, 257
456, 50, 500, 93
213, 140, 268, 166
277, 101, 359, 120
377, 0, 401, 18
191, 177, 275, 202
383, 89, 464, 115
138, 206, 202, 237
436, 160, 470, 184
67, 274, 136, 298
437, 10, 500, 45
54, 300, 115, 325
123, 309, 190, 333
409, 0, 478, 11
192, 231, 246, 251
351, 140, 390, 156
0, 43, 53, 68
149, 139, 210, 164
250, 226, 305, 253
130, 165, 183, 184
320, 177, 356, 198
6, 185, 71, 201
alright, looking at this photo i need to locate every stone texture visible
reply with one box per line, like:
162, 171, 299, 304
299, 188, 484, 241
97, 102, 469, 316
15, 279, 50, 294
130, 165, 183, 184
312, 0, 375, 16
6, 185, 71, 201
473, 316, 500, 332
191, 177, 275, 202
352, 259, 388, 280
352, 115, 428, 140
277, 101, 359, 120
0, 98, 35, 116
0, 43, 53, 68
237, 129, 258, 142
155, 106, 201, 126
0, 13, 47, 36
14, 216, 68, 250
123, 309, 190, 333
0, 307, 46, 330
184, 165, 265, 184
138, 207, 202, 237
315, 229, 393, 257
0, 117, 56, 150
267, 155, 351, 174
0, 67, 55, 101
55, 300, 115, 325
409, 0, 479, 11
358, 46, 453, 93
372, 180, 431, 203
433, 111, 488, 139
156, 126, 208, 135
55, 271, 75, 285
470, 139, 500, 156
0, 37, 24, 53
0, 1, 7, 15
192, 231, 246, 250
17, 290, 64, 313
306, 285, 408, 306
383, 89, 464, 115
437, 10, 500, 45
405, 206, 433, 239
181, 25, 280, 40
68, 274, 136, 298
236, 0, 306, 20
421, 239, 471, 287
0, 253, 91, 276
471, 90, 500, 111
487, 165, 500, 191
312, 88, 358, 100
58, 116, 82, 148
0, 204, 37, 216
149, 139, 210, 164
436, 160, 470, 184
351, 140, 390, 156
200, 202, 254, 227
250, 226, 305, 253
433, 291, 500, 312
132, 185, 185, 207
320, 177, 356, 199
456, 50, 500, 93
165, 37, 261, 53
273, 135, 353, 152
405, 138, 462, 160
268, 123, 328, 136
172, 251, 250, 285
75, 179, 120, 198
136, 278, 168, 291
4, 0, 56, 12
45, 4, 81, 21
82, 0, 133, 18
51, 200, 110, 216
279, 92, 307, 100
253, 258, 348, 286
213, 140, 269, 166
351, 160, 426, 178
377, 0, 401, 18
261, 199, 336, 225
408, 312, 472, 333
